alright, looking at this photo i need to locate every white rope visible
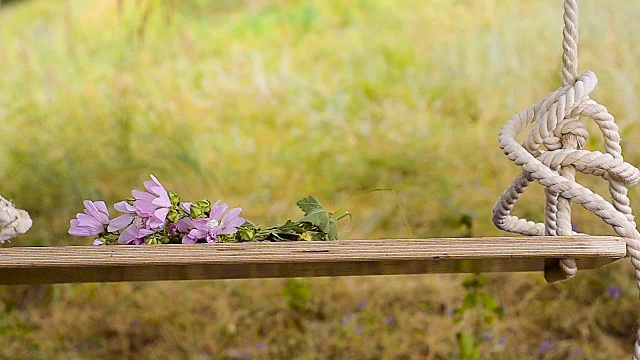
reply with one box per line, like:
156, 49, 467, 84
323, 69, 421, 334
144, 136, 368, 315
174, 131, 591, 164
492, 0, 640, 357
0, 195, 32, 243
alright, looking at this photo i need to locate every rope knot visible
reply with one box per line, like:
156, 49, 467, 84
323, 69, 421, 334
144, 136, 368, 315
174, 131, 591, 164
494, 1, 640, 357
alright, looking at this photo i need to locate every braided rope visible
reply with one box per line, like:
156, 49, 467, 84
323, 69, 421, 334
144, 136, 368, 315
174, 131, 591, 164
0, 195, 32, 243
492, 0, 640, 357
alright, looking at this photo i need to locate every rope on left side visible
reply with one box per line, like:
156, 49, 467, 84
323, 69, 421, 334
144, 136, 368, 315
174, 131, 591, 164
0, 195, 32, 243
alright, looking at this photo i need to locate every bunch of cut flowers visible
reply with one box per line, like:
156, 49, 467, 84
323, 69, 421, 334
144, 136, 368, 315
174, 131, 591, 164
69, 175, 346, 245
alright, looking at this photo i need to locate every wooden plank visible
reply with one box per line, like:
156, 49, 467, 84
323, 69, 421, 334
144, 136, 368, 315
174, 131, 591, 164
0, 236, 626, 285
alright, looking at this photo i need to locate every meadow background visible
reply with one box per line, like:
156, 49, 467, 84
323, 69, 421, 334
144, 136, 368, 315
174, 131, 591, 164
1, 0, 640, 358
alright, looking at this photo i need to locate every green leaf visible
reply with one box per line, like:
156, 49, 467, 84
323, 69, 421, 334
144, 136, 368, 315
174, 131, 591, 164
168, 190, 180, 205
296, 196, 338, 240
457, 332, 479, 359
196, 200, 211, 212
167, 208, 180, 223
493, 305, 504, 320
190, 206, 204, 219
462, 293, 478, 309
483, 314, 497, 325
297, 195, 325, 215
235, 223, 258, 242
283, 279, 310, 313
462, 273, 485, 290
479, 292, 498, 311
452, 308, 464, 324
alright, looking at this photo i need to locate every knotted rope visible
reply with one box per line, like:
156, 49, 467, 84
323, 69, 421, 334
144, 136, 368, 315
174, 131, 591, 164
0, 195, 32, 243
492, 0, 640, 357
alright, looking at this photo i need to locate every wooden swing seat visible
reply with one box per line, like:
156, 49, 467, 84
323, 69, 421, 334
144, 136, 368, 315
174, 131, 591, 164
0, 236, 625, 285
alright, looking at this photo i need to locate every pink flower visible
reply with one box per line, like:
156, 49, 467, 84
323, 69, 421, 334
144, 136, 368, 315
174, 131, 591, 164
182, 201, 244, 243
108, 201, 155, 245
108, 175, 172, 245
69, 201, 110, 237
132, 174, 171, 229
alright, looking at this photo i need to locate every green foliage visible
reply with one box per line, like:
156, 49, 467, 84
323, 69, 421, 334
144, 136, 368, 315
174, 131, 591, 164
296, 195, 338, 240
0, 301, 30, 336
457, 332, 480, 360
453, 274, 504, 359
220, 196, 341, 242
283, 279, 311, 314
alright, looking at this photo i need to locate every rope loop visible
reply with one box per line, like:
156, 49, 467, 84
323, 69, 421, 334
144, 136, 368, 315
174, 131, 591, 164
492, 0, 640, 357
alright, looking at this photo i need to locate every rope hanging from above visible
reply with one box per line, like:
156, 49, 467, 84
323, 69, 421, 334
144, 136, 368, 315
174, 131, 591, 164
491, 0, 640, 358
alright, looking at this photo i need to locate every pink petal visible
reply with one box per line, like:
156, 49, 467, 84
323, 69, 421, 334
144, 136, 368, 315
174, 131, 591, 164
138, 228, 155, 237
147, 216, 165, 230
176, 218, 193, 232
76, 213, 103, 230
225, 217, 245, 229
108, 213, 134, 232
134, 199, 157, 217
69, 219, 100, 236
132, 190, 155, 202
182, 202, 192, 213
209, 201, 228, 221
182, 235, 197, 244
114, 201, 135, 213
118, 225, 139, 244
191, 218, 208, 227
146, 175, 168, 197
151, 195, 171, 208
93, 201, 110, 223
149, 174, 162, 187
143, 179, 157, 193
188, 228, 207, 240
84, 200, 110, 224
153, 208, 169, 222
222, 208, 244, 228
218, 227, 239, 235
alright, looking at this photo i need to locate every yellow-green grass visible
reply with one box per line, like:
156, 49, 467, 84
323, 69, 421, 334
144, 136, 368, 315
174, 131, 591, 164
0, 0, 639, 358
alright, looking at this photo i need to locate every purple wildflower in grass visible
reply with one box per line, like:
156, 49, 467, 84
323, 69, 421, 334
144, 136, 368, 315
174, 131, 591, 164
182, 201, 244, 244
340, 313, 355, 325
357, 300, 367, 310
354, 327, 362, 335
385, 316, 395, 326
540, 340, 554, 353
481, 331, 492, 341
569, 348, 584, 358
69, 200, 110, 237
607, 286, 622, 299
108, 201, 155, 245
497, 338, 506, 346
132, 174, 171, 229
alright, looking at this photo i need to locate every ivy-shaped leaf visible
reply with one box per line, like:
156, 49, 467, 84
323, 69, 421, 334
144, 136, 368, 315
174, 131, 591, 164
296, 196, 338, 240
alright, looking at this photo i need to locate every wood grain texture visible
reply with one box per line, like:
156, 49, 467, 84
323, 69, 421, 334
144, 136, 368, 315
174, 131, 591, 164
0, 237, 626, 284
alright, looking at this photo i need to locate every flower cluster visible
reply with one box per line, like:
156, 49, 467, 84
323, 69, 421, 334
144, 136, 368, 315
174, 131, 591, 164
69, 175, 245, 245
69, 175, 343, 245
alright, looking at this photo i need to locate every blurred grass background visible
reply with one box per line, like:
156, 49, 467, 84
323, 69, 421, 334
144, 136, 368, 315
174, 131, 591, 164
1, 0, 639, 358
